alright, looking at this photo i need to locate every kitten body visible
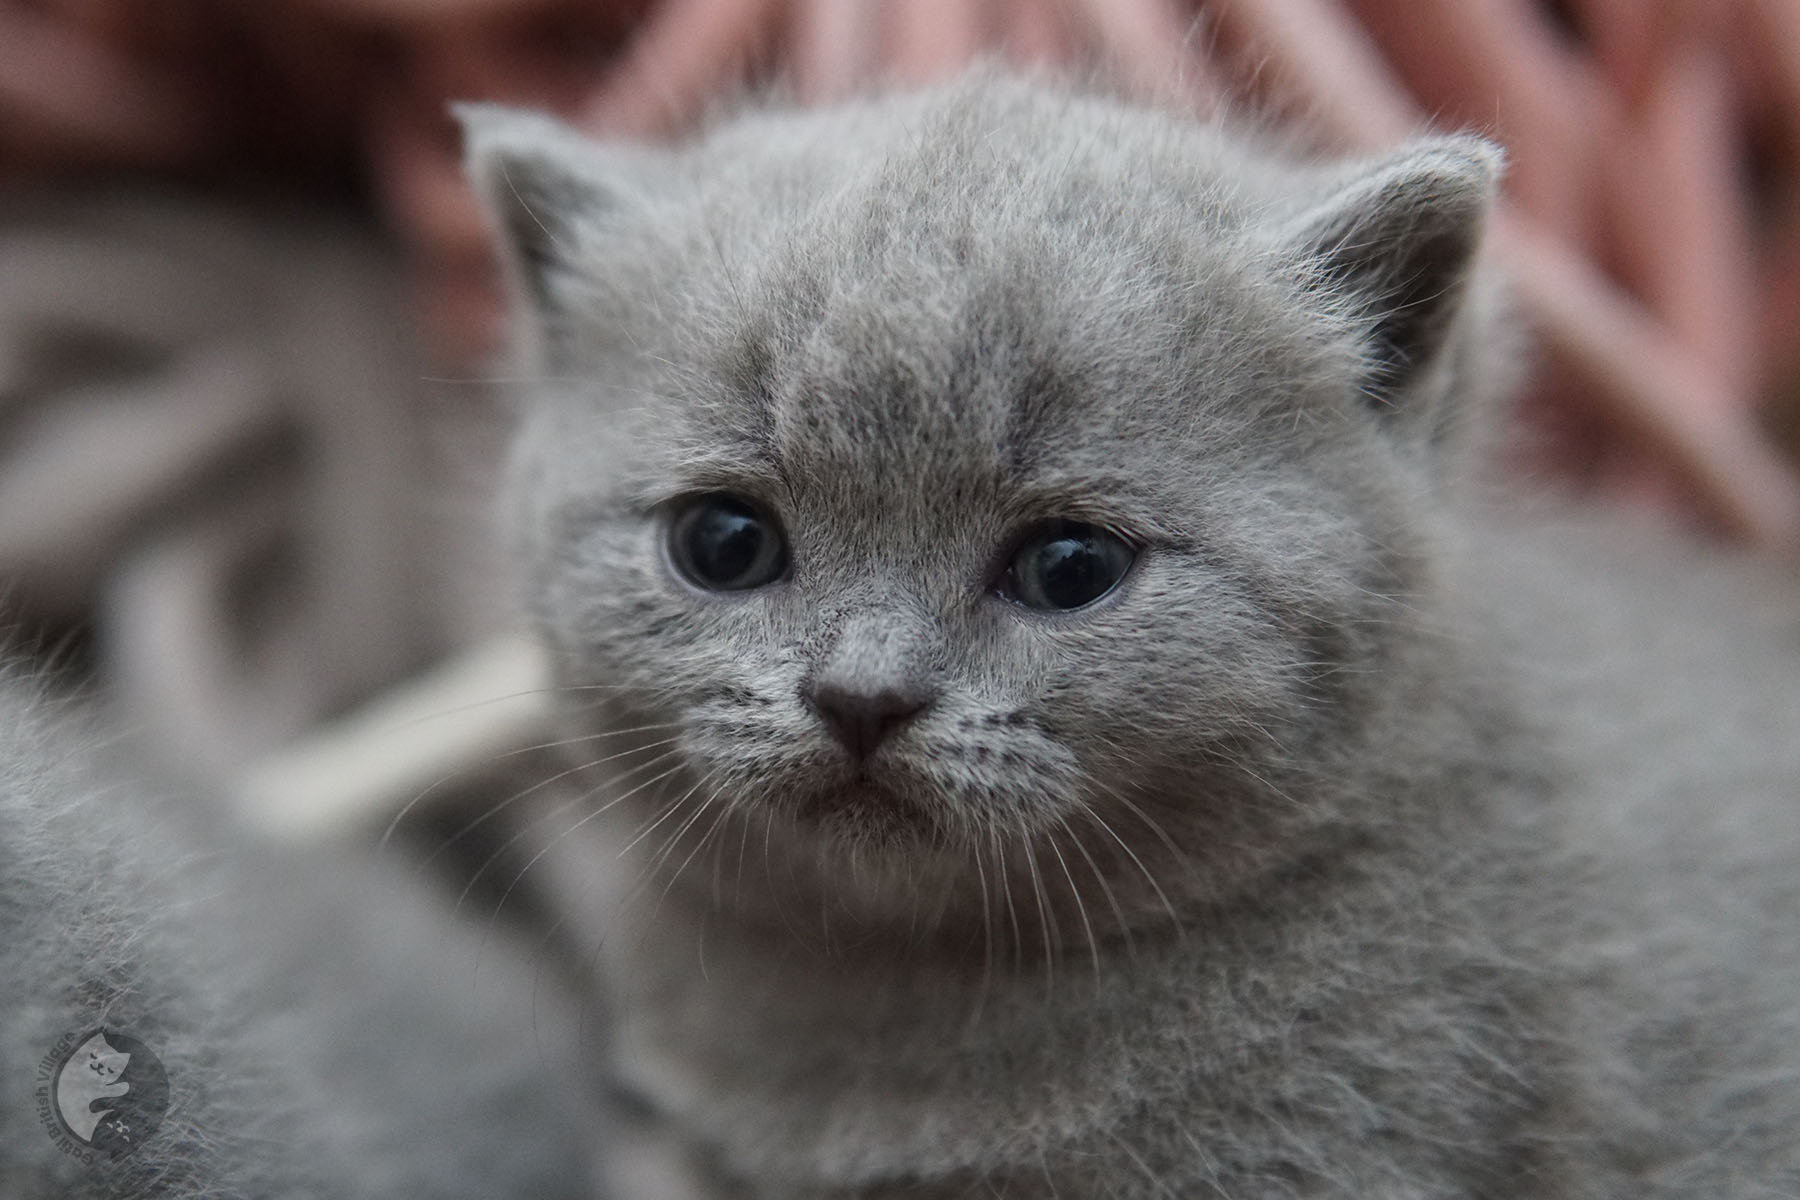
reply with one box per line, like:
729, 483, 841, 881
464, 74, 1800, 1198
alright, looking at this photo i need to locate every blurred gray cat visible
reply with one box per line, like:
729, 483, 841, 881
0, 668, 595, 1198
462, 72, 1800, 1197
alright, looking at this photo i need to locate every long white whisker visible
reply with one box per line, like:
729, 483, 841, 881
1045, 827, 1101, 979
656, 781, 737, 914
615, 767, 714, 861
995, 827, 1026, 974
1084, 795, 1181, 933
472, 756, 691, 924
1022, 837, 1057, 996
449, 745, 686, 911
1057, 812, 1134, 961
967, 835, 997, 1032
380, 715, 681, 849
415, 734, 685, 869
639, 772, 722, 885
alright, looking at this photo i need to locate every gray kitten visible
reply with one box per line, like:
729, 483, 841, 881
0, 669, 596, 1198
464, 72, 1800, 1197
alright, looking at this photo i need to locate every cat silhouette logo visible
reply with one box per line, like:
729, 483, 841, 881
35, 1028, 169, 1161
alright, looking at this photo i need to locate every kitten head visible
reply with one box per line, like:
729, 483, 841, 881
464, 76, 1501, 917
79, 1033, 130, 1084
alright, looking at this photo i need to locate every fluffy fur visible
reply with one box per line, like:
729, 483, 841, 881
0, 671, 596, 1198
463, 72, 1800, 1198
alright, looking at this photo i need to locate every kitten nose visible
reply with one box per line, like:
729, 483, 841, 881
807, 679, 934, 760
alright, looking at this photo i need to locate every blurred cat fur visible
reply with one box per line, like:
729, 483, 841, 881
0, 667, 595, 1198
460, 71, 1800, 1198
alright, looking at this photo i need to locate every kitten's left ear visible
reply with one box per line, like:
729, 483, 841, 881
1279, 137, 1503, 417
457, 104, 660, 351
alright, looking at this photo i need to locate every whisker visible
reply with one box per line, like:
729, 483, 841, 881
655, 780, 737, 915
1056, 813, 1135, 961
446, 744, 686, 906
380, 712, 681, 850
995, 827, 1026, 975
701, 789, 740, 910
734, 796, 754, 908
970, 835, 996, 1027
615, 767, 714, 861
1100, 785, 1188, 865
1045, 827, 1101, 979
638, 771, 722, 885
479, 756, 699, 977
410, 732, 685, 868
463, 751, 689, 933
1083, 796, 1182, 933
1022, 837, 1058, 994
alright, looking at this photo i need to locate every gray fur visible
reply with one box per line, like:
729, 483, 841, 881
0, 669, 596, 1198
467, 72, 1800, 1197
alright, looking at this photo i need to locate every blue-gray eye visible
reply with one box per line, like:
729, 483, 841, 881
1002, 521, 1135, 611
668, 494, 788, 591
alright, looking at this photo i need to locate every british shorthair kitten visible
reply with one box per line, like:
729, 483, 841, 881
3, 70, 1797, 1200
462, 72, 1800, 1197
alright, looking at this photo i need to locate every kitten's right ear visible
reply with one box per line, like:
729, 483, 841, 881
1275, 137, 1503, 423
457, 104, 655, 345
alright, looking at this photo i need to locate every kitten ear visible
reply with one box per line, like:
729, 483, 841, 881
457, 104, 657, 345
1281, 137, 1502, 415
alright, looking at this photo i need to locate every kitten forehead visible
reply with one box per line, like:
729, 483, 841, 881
631, 78, 1371, 488
668, 150, 1287, 509
687, 257, 1207, 532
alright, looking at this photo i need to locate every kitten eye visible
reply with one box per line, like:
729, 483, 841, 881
1000, 521, 1135, 612
668, 493, 790, 591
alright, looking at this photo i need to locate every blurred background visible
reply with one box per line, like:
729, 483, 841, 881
2, 0, 1798, 833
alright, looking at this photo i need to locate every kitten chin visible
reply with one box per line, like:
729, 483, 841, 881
782, 771, 938, 844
